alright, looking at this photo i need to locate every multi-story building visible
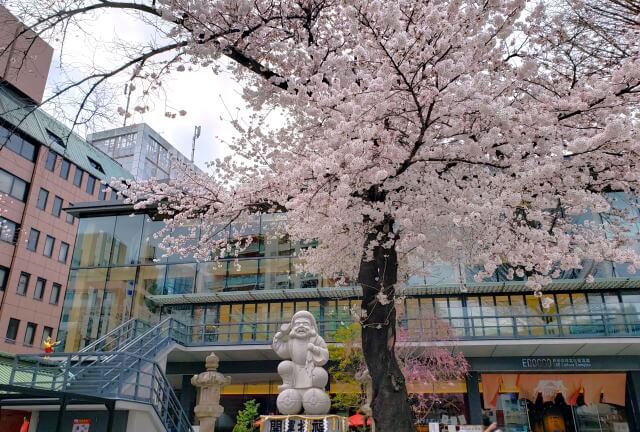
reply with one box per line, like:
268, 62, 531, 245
3, 197, 637, 432
87, 123, 204, 181
0, 6, 133, 355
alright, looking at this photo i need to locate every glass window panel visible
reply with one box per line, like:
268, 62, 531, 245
17, 272, 29, 295
226, 259, 258, 291
196, 262, 227, 293
59, 242, 69, 263
86, 176, 96, 195
72, 217, 116, 267
45, 151, 57, 171
0, 217, 19, 244
166, 224, 199, 263
36, 188, 49, 210
73, 168, 84, 187
260, 258, 291, 290
24, 322, 36, 345
34, 277, 45, 300
60, 160, 70, 179
6, 318, 19, 341
255, 303, 270, 342
165, 264, 196, 295
138, 265, 166, 296
50, 283, 61, 304
52, 196, 63, 217
43, 235, 55, 257
110, 214, 143, 265
59, 268, 107, 351
26, 228, 39, 251
140, 216, 167, 264
132, 266, 164, 324
42, 326, 53, 344
100, 267, 137, 336
449, 298, 465, 336
10, 176, 27, 201
260, 214, 291, 257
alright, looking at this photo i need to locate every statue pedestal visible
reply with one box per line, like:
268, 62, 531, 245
260, 415, 348, 432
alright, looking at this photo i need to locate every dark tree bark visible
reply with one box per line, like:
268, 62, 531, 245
358, 216, 415, 432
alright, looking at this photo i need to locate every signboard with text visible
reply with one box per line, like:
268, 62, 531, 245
71, 419, 90, 432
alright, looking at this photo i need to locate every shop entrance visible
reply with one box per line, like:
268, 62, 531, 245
481, 373, 630, 432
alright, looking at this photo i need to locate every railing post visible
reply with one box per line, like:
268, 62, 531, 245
9, 355, 17, 385
62, 354, 70, 391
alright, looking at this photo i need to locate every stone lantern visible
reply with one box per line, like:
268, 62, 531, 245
191, 352, 231, 432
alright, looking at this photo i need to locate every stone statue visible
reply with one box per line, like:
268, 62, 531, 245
272, 310, 331, 415
191, 352, 231, 432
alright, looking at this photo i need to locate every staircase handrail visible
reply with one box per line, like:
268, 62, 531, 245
77, 318, 141, 353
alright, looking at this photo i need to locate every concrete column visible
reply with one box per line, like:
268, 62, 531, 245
466, 371, 483, 425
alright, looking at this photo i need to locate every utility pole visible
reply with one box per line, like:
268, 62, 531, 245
191, 125, 201, 163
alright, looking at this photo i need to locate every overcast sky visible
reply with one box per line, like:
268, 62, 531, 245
39, 7, 264, 173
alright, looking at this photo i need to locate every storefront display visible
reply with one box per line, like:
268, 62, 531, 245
481, 373, 630, 432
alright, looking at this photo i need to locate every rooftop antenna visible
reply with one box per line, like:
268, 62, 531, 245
191, 125, 201, 163
123, 83, 133, 127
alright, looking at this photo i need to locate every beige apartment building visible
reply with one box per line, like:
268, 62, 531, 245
0, 5, 132, 354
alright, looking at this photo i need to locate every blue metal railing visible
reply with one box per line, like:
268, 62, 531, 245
9, 351, 191, 432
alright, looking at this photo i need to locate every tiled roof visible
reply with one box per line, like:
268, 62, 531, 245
0, 86, 133, 181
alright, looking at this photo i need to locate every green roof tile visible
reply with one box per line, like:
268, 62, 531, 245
0, 86, 133, 181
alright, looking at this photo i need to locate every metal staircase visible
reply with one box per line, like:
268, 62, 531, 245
8, 318, 192, 432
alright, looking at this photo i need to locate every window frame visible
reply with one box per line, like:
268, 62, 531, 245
58, 242, 69, 263
34, 277, 46, 300
23, 322, 37, 346
41, 326, 54, 344
43, 235, 56, 257
45, 150, 57, 171
60, 159, 71, 180
36, 188, 49, 210
52, 196, 63, 217
0, 216, 20, 244
0, 168, 29, 201
86, 175, 96, 195
6, 318, 20, 342
73, 168, 84, 187
50, 283, 61, 305
16, 272, 29, 296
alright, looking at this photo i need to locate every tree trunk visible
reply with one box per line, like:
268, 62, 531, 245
358, 218, 415, 432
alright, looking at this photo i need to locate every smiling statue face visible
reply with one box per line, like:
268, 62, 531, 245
291, 317, 313, 339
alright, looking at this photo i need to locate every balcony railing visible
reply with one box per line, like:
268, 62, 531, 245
158, 307, 640, 346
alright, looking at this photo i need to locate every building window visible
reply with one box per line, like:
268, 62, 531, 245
6, 318, 19, 342
4, 130, 37, 162
98, 186, 107, 201
87, 157, 105, 174
34, 277, 46, 300
66, 212, 75, 225
73, 168, 84, 187
52, 196, 63, 217
50, 283, 61, 304
45, 150, 57, 171
59, 242, 69, 263
23, 322, 36, 346
42, 326, 53, 344
46, 129, 66, 148
36, 188, 49, 210
26, 228, 40, 251
16, 272, 29, 296
43, 235, 55, 257
86, 175, 96, 195
60, 159, 70, 179
115, 133, 136, 157
0, 266, 8, 291
0, 168, 29, 201
0, 217, 19, 244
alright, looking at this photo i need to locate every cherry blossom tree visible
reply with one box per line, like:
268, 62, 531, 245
6, 0, 640, 430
